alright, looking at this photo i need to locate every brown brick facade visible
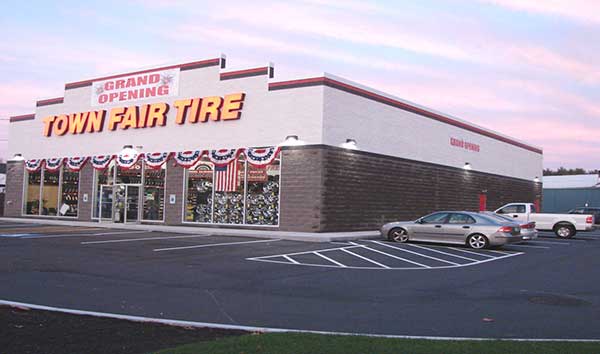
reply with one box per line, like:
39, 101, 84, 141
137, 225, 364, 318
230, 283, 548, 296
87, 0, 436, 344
3, 146, 540, 232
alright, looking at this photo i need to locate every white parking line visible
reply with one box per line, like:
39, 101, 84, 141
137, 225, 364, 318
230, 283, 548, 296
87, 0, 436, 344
361, 245, 432, 267
154, 239, 280, 252
283, 255, 299, 264
313, 251, 347, 267
371, 241, 463, 265
341, 248, 390, 268
441, 246, 510, 257
82, 234, 211, 245
407, 243, 488, 260
22, 230, 148, 239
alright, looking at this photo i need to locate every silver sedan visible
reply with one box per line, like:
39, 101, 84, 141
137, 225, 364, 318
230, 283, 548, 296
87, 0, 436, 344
381, 211, 523, 249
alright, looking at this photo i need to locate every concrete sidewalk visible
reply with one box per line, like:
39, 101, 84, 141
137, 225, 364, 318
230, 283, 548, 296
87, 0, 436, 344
0, 217, 380, 243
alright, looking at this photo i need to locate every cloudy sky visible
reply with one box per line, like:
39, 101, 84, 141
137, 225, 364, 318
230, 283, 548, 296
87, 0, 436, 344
1, 0, 598, 168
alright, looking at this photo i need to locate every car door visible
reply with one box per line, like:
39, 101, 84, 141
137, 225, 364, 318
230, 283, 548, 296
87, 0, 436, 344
443, 213, 476, 244
412, 212, 450, 242
496, 204, 527, 223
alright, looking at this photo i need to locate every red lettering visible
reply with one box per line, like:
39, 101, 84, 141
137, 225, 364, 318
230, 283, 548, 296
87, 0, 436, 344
149, 74, 160, 84
125, 77, 136, 88
109, 92, 118, 102
98, 94, 108, 104
115, 79, 125, 89
104, 81, 114, 91
157, 85, 169, 95
137, 76, 147, 86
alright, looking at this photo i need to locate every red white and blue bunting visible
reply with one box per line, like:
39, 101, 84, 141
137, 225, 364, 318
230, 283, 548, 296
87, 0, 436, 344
144, 152, 171, 169
208, 149, 242, 167
65, 157, 89, 171
45, 157, 64, 172
174, 150, 205, 168
91, 155, 114, 170
116, 151, 142, 169
245, 147, 280, 167
25, 159, 44, 172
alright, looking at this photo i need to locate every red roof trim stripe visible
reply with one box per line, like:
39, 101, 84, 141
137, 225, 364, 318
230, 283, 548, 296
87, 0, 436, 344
269, 77, 542, 155
220, 67, 269, 80
64, 58, 221, 90
36, 97, 64, 107
9, 114, 35, 122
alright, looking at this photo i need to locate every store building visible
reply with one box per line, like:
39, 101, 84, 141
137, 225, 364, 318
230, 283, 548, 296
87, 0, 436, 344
4, 56, 543, 232
543, 174, 600, 213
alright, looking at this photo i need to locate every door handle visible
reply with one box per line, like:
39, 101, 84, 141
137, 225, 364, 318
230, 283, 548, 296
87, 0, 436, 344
462, 226, 470, 229
512, 215, 518, 218
435, 225, 442, 228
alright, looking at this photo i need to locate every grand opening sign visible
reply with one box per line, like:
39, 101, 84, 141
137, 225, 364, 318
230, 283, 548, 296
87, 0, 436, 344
42, 93, 245, 137
91, 68, 180, 106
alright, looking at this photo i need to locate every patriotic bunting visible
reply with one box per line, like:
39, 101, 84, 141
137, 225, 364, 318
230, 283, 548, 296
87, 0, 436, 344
144, 152, 171, 169
91, 155, 114, 170
208, 149, 242, 167
116, 151, 142, 169
25, 159, 44, 172
245, 147, 280, 167
65, 157, 89, 171
174, 150, 205, 168
45, 157, 64, 172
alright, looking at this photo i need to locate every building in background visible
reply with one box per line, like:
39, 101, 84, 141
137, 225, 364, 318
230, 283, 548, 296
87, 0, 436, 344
543, 174, 600, 213
4, 56, 543, 232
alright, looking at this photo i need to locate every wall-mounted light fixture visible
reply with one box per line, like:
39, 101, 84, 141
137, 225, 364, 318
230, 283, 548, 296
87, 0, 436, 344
9, 153, 25, 162
340, 138, 358, 150
279, 135, 304, 146
463, 162, 472, 170
534, 176, 540, 183
120, 144, 139, 157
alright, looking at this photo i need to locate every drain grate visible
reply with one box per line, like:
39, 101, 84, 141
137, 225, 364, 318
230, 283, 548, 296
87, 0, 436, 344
528, 294, 591, 307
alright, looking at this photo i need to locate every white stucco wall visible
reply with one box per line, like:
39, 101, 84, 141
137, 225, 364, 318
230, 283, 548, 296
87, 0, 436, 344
8, 65, 324, 158
322, 74, 543, 181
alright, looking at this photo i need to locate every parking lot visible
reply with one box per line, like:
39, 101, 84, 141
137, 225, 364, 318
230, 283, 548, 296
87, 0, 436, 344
1, 220, 600, 339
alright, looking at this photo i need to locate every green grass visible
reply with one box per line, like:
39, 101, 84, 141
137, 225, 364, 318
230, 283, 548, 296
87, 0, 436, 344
154, 332, 600, 354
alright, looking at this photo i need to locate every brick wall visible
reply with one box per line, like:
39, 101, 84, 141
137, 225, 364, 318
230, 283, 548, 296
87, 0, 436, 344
4, 161, 24, 217
278, 148, 325, 232
317, 146, 540, 232
164, 164, 184, 225
77, 163, 94, 221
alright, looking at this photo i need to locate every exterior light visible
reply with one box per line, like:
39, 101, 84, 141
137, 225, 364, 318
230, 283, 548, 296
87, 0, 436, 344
119, 144, 138, 157
340, 138, 358, 150
279, 135, 304, 146
463, 162, 472, 170
534, 176, 540, 183
9, 153, 25, 162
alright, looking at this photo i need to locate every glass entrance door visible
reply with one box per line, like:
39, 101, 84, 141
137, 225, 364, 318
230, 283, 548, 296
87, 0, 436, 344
99, 184, 140, 224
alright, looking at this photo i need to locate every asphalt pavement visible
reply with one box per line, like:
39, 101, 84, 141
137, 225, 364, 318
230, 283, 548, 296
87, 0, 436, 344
1, 221, 599, 339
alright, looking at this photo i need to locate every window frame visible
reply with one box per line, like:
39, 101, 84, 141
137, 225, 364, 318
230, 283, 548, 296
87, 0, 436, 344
22, 166, 80, 219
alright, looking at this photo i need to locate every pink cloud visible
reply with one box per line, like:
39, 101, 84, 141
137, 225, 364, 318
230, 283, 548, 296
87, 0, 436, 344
482, 0, 600, 24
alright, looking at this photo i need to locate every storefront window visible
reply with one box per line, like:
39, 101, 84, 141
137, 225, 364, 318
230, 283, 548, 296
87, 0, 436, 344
213, 155, 245, 224
185, 159, 213, 222
60, 168, 79, 217
116, 161, 142, 184
41, 170, 60, 216
143, 165, 166, 221
245, 158, 280, 225
24, 171, 41, 215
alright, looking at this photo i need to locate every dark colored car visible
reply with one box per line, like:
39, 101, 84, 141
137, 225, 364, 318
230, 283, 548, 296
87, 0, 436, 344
569, 207, 600, 225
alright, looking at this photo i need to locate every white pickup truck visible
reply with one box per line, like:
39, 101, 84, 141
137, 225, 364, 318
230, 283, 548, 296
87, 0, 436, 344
494, 203, 594, 238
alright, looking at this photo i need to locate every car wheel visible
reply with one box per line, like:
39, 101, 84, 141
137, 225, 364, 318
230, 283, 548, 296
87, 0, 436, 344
467, 234, 489, 249
388, 228, 409, 243
554, 224, 575, 239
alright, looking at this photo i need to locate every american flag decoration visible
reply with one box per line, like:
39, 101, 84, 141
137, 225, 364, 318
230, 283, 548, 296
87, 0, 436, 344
45, 157, 64, 172
65, 157, 89, 171
214, 160, 239, 192
25, 159, 44, 172
245, 147, 280, 167
145, 152, 171, 169
91, 155, 115, 170
116, 151, 141, 169
174, 150, 205, 168
208, 148, 242, 167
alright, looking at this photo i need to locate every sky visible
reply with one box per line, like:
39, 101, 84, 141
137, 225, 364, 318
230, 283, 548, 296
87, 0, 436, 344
1, 0, 599, 169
